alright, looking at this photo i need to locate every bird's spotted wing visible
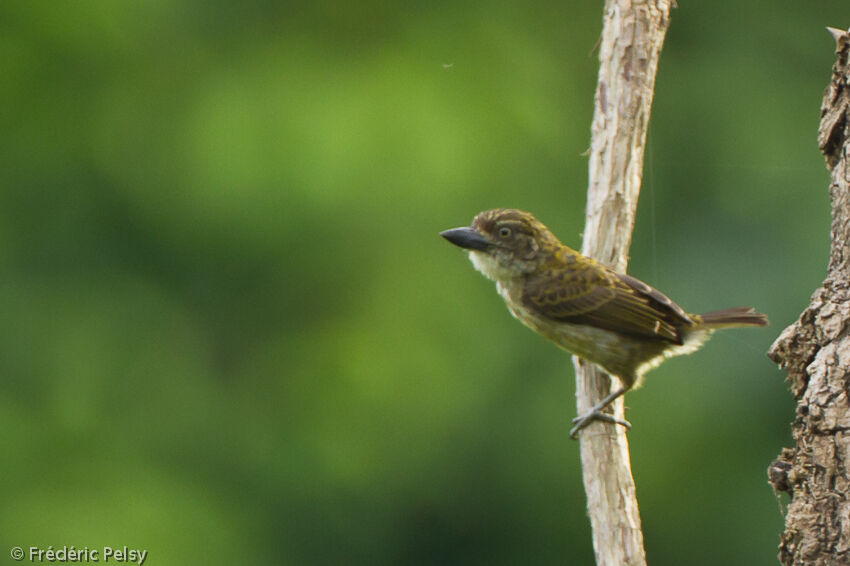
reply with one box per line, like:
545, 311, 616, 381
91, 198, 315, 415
522, 265, 694, 344
522, 262, 617, 317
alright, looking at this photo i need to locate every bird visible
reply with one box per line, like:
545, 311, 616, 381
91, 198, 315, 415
440, 208, 768, 438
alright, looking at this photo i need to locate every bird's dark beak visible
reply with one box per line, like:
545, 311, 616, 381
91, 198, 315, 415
440, 226, 490, 251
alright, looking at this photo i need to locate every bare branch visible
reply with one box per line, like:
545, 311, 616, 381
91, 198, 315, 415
574, 1, 674, 565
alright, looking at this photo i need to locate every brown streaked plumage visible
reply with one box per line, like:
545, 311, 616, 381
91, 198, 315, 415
441, 208, 768, 438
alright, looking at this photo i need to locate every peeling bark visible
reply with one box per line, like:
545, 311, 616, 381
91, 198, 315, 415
768, 26, 850, 566
575, 1, 673, 565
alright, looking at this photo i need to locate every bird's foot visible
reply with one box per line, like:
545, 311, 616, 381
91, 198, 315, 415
569, 411, 631, 439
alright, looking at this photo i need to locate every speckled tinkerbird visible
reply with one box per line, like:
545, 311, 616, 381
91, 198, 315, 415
441, 209, 768, 438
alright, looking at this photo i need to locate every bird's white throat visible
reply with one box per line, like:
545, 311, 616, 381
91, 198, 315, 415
468, 250, 516, 282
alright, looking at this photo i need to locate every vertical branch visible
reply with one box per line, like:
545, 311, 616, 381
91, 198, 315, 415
767, 26, 850, 566
575, 1, 673, 565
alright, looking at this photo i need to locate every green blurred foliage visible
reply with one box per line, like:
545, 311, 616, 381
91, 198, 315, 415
0, 1, 845, 564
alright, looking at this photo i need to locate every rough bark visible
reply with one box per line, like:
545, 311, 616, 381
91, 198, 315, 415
574, 1, 673, 565
767, 26, 850, 566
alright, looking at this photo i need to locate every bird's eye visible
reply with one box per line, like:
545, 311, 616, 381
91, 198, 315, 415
498, 226, 511, 238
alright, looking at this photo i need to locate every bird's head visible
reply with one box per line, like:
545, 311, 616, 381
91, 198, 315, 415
441, 209, 562, 281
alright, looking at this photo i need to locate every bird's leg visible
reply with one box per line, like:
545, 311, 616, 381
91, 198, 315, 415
570, 386, 630, 439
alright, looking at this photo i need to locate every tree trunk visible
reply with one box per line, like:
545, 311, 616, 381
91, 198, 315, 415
767, 26, 850, 566
575, 1, 673, 565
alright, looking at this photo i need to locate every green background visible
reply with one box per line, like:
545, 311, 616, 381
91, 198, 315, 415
1, 2, 844, 564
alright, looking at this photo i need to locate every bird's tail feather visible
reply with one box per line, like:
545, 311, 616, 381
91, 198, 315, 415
697, 307, 768, 329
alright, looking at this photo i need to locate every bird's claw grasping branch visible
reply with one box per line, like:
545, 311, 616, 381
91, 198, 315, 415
569, 386, 631, 438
